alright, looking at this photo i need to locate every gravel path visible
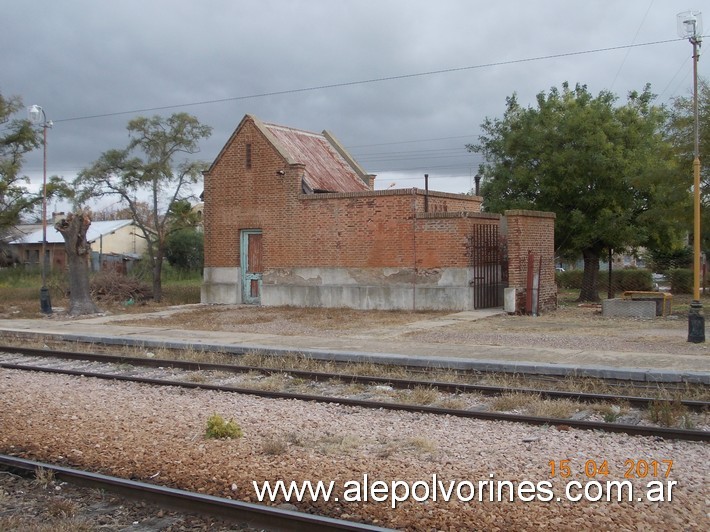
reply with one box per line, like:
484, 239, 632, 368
1, 369, 707, 530
108, 304, 710, 357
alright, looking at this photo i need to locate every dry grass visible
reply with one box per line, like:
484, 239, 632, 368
185, 372, 209, 383
526, 398, 581, 419
491, 393, 581, 419
647, 400, 692, 428
404, 437, 437, 453
248, 373, 293, 391
590, 402, 629, 423
491, 392, 534, 412
434, 395, 469, 410
0, 516, 93, 532
46, 498, 79, 519
377, 436, 437, 458
400, 386, 439, 405
261, 437, 289, 455
316, 434, 361, 455
116, 305, 448, 336
33, 467, 55, 489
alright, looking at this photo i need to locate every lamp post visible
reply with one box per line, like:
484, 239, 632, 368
28, 104, 53, 314
678, 11, 704, 342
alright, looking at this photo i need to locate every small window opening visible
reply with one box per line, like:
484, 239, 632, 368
246, 143, 252, 169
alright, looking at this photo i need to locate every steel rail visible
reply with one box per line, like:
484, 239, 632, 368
2, 361, 708, 442
1, 345, 706, 411
0, 454, 391, 532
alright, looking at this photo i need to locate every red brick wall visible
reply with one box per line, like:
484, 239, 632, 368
413, 212, 499, 268
204, 119, 298, 268
504, 210, 557, 311
204, 117, 483, 271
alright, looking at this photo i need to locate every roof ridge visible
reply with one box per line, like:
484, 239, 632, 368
264, 122, 324, 138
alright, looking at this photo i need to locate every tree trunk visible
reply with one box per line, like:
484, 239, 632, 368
55, 212, 100, 315
577, 248, 601, 302
152, 255, 163, 302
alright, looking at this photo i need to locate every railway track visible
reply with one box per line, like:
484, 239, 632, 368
1, 345, 707, 410
1, 345, 708, 441
0, 454, 390, 531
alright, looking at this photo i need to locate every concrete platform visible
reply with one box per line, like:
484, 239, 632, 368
0, 312, 708, 384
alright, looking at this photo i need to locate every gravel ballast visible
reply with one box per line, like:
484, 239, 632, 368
1, 369, 707, 530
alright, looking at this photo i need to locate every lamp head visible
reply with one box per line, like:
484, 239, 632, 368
678, 10, 703, 39
28, 104, 43, 124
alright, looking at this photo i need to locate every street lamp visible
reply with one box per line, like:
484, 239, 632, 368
677, 11, 704, 342
28, 104, 53, 314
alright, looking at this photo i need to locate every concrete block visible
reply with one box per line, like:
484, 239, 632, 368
601, 299, 656, 318
201, 267, 241, 304
504, 288, 516, 313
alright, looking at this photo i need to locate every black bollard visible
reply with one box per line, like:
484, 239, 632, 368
687, 301, 705, 343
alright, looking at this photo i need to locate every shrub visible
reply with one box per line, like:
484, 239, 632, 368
205, 413, 242, 439
556, 269, 653, 291
667, 269, 693, 294
599, 269, 653, 292
165, 228, 204, 271
161, 283, 201, 305
556, 270, 582, 289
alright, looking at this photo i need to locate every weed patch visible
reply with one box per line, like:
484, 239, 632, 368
33, 467, 55, 488
262, 437, 288, 455
648, 400, 690, 427
491, 392, 534, 412
205, 413, 242, 439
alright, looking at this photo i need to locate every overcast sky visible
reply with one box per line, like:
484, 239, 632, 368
2, 0, 707, 208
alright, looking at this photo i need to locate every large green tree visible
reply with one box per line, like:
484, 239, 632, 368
0, 93, 68, 265
666, 77, 710, 252
76, 113, 212, 301
1, 93, 42, 233
468, 83, 687, 301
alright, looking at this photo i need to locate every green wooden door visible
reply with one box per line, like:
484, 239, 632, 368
241, 230, 263, 304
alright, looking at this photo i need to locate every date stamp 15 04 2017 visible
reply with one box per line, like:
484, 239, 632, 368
548, 459, 673, 479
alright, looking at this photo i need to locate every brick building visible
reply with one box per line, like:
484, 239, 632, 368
202, 114, 556, 312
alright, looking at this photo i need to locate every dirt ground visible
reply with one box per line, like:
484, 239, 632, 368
0, 470, 251, 531
109, 298, 710, 357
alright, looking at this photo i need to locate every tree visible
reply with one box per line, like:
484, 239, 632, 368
76, 113, 212, 301
55, 211, 100, 315
666, 77, 710, 252
468, 83, 687, 301
165, 228, 204, 271
0, 92, 41, 235
1, 92, 69, 267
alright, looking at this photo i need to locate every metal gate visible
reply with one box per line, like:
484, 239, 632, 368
469, 224, 506, 309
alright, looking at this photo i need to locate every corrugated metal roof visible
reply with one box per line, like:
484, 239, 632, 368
264, 123, 370, 193
9, 219, 136, 245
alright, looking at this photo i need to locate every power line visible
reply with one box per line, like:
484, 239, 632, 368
347, 134, 476, 149
54, 37, 685, 124
609, 0, 655, 91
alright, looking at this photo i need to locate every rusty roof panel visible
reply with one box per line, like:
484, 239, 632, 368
264, 123, 370, 193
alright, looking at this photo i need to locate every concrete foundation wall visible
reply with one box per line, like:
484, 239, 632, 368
262, 267, 477, 310
602, 299, 656, 318
201, 267, 241, 304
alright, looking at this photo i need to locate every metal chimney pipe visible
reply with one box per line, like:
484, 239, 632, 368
424, 174, 429, 212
